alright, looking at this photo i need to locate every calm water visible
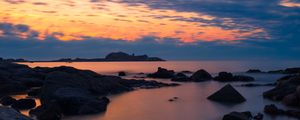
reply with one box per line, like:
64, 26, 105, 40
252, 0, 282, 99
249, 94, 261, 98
21, 61, 300, 120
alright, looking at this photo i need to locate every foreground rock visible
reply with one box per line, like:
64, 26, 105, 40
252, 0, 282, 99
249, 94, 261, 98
263, 74, 300, 103
0, 106, 32, 120
214, 72, 254, 82
264, 104, 300, 118
147, 67, 175, 78
208, 84, 246, 103
190, 69, 212, 82
0, 62, 179, 119
223, 111, 252, 120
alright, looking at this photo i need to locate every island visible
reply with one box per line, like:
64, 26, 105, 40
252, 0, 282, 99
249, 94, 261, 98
0, 52, 165, 62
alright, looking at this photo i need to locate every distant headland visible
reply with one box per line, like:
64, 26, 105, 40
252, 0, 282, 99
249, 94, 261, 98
0, 52, 165, 62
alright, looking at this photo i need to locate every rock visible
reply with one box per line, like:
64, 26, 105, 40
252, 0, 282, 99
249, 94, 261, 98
42, 87, 110, 115
0, 83, 28, 96
263, 75, 300, 101
11, 99, 36, 110
233, 75, 255, 82
264, 104, 285, 115
0, 96, 16, 106
147, 67, 175, 78
285, 67, 300, 74
247, 69, 262, 73
223, 111, 252, 120
207, 84, 246, 103
118, 71, 126, 76
190, 69, 212, 82
285, 110, 300, 118
253, 113, 263, 120
29, 101, 62, 120
282, 93, 299, 106
0, 106, 32, 120
171, 73, 191, 82
214, 72, 234, 82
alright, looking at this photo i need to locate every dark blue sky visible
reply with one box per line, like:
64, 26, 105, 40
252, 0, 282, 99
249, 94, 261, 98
0, 0, 299, 60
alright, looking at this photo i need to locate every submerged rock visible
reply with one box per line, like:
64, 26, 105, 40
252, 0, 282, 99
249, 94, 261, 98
190, 69, 212, 82
223, 111, 252, 120
207, 84, 246, 103
0, 106, 32, 120
147, 67, 175, 78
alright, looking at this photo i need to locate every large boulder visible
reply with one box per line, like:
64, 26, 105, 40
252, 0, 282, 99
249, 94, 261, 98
41, 87, 110, 115
223, 111, 252, 120
11, 98, 36, 110
207, 84, 246, 103
118, 71, 126, 76
190, 69, 212, 82
0, 106, 33, 120
147, 67, 175, 78
263, 75, 300, 101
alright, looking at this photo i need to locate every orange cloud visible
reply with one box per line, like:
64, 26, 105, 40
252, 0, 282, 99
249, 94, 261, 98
0, 0, 268, 42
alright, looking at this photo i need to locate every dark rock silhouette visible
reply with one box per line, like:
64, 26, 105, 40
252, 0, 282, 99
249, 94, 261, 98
148, 67, 175, 78
0, 96, 17, 106
263, 104, 300, 118
239, 83, 276, 87
264, 104, 285, 115
0, 106, 32, 120
207, 84, 246, 103
171, 73, 191, 82
214, 72, 254, 82
11, 99, 36, 110
190, 69, 212, 82
263, 74, 300, 102
118, 71, 126, 76
246, 69, 262, 73
29, 101, 62, 120
267, 67, 300, 74
0, 62, 179, 119
223, 111, 252, 120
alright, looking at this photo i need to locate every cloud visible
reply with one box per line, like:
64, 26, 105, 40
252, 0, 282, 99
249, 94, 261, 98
4, 0, 25, 4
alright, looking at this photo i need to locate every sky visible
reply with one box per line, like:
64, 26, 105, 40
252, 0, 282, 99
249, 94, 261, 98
0, 0, 299, 60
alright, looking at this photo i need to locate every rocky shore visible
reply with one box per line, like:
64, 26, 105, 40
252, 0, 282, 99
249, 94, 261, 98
0, 62, 178, 120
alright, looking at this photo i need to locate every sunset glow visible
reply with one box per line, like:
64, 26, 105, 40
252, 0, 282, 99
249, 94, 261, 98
0, 0, 267, 42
